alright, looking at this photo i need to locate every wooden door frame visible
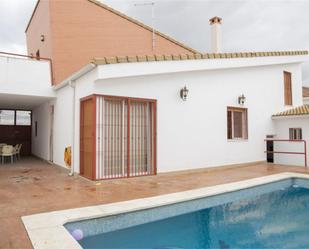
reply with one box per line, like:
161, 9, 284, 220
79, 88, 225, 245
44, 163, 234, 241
80, 94, 157, 180
79, 95, 96, 180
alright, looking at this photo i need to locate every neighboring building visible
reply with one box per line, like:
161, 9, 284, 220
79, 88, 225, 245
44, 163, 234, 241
0, 0, 308, 180
273, 105, 309, 166
25, 0, 197, 84
303, 87, 309, 104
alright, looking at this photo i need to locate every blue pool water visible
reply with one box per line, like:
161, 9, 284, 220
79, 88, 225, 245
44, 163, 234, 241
66, 179, 309, 249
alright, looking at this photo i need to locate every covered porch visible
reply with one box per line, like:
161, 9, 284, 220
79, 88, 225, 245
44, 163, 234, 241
0, 93, 54, 164
0, 52, 55, 164
1, 157, 309, 248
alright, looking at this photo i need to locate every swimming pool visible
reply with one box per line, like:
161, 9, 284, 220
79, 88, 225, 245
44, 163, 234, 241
65, 177, 309, 249
22, 173, 309, 249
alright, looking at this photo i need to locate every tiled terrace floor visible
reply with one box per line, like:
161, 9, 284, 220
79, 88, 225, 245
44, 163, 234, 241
1, 157, 309, 249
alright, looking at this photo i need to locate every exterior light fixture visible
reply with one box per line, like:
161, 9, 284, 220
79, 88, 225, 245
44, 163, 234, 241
40, 35, 45, 42
180, 86, 189, 101
238, 94, 246, 105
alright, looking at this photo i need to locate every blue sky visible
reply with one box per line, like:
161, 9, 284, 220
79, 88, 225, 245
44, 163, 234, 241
0, 0, 308, 85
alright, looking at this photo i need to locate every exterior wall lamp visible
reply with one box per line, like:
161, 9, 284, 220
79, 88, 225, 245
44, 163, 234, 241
40, 35, 45, 42
180, 86, 189, 101
238, 94, 246, 105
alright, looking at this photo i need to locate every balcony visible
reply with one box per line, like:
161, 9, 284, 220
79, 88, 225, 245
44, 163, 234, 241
0, 52, 55, 109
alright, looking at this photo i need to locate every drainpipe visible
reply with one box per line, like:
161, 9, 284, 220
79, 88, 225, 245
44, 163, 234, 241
68, 80, 76, 176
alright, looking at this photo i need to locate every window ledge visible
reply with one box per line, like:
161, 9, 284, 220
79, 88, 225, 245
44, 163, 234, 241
227, 139, 249, 142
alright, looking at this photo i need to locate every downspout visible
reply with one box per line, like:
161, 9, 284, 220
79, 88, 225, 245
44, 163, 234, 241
69, 80, 76, 176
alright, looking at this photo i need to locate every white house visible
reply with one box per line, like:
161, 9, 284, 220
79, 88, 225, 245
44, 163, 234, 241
28, 49, 308, 180
0, 1, 308, 181
272, 105, 309, 167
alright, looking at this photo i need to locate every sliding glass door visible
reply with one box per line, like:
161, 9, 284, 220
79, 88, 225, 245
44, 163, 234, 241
93, 95, 156, 180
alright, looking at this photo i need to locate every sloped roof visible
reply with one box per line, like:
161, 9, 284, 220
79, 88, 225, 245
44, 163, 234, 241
26, 0, 198, 53
25, 0, 40, 32
272, 105, 309, 117
88, 0, 198, 54
91, 50, 308, 65
303, 87, 309, 98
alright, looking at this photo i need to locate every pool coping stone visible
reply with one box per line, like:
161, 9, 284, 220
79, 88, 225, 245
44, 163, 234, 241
22, 172, 309, 249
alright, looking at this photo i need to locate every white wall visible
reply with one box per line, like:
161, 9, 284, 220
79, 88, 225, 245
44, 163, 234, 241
52, 85, 73, 168
304, 97, 309, 104
53, 59, 304, 174
0, 55, 54, 97
273, 117, 309, 166
32, 102, 51, 161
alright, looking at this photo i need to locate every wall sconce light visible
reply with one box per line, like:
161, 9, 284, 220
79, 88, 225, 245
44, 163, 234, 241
238, 94, 246, 105
180, 86, 189, 101
40, 35, 45, 42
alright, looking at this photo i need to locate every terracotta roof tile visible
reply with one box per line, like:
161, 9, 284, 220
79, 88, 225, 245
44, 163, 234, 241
155, 55, 164, 61
116, 56, 127, 63
303, 87, 309, 98
137, 55, 147, 62
164, 55, 172, 60
105, 57, 117, 64
172, 54, 180, 60
91, 50, 308, 65
180, 54, 188, 60
272, 105, 309, 117
127, 56, 138, 63
146, 55, 155, 61
188, 54, 195, 60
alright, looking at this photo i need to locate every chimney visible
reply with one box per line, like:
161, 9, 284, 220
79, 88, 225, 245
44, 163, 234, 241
209, 16, 222, 53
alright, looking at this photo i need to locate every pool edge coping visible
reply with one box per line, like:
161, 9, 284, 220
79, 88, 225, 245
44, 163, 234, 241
21, 172, 309, 249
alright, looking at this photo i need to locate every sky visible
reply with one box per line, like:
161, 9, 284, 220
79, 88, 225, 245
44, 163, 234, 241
0, 0, 308, 86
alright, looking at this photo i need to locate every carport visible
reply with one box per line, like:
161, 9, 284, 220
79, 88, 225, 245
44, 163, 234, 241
0, 52, 55, 162
0, 93, 54, 161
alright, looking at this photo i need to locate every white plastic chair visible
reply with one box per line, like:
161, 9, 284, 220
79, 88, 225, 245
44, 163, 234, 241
15, 144, 22, 160
1, 145, 14, 164
13, 144, 19, 161
0, 144, 7, 154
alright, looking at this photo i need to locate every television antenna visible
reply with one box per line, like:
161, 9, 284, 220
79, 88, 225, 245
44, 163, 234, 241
134, 2, 156, 51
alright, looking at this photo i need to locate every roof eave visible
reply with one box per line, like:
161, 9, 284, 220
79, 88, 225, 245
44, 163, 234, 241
272, 114, 309, 119
92, 50, 309, 66
53, 63, 96, 91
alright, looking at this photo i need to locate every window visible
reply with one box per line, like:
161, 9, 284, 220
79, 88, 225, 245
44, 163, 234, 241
227, 107, 248, 140
0, 110, 32, 126
284, 71, 292, 105
0, 110, 15, 125
289, 128, 302, 140
16, 111, 31, 126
